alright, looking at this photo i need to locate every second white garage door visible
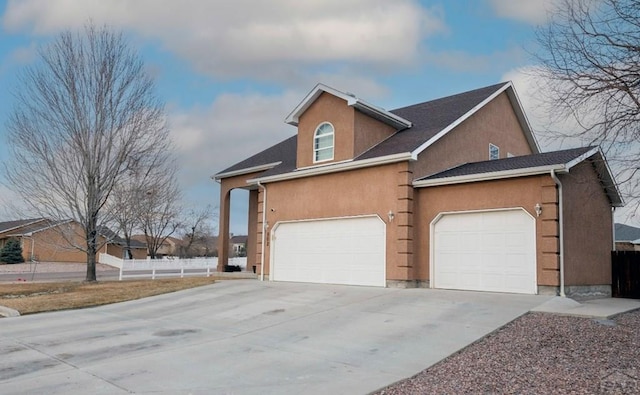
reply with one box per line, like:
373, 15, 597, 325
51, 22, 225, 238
271, 216, 386, 287
432, 209, 536, 294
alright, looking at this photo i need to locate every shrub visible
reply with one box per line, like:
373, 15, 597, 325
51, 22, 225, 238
0, 238, 25, 264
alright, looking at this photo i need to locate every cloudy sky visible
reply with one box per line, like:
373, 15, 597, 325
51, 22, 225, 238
0, 0, 570, 234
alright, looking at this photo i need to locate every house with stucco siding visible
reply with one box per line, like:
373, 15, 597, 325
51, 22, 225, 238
214, 82, 622, 298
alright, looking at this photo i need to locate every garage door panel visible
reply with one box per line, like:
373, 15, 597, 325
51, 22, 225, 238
272, 217, 385, 287
434, 210, 536, 294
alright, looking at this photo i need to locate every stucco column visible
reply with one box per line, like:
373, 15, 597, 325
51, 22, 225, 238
217, 188, 231, 272
395, 164, 415, 281
246, 189, 258, 272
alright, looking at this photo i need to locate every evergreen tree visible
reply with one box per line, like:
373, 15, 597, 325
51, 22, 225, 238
0, 238, 25, 264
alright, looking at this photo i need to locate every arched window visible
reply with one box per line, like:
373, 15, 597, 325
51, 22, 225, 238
314, 122, 334, 162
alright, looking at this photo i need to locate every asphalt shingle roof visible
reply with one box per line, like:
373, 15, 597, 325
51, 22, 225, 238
417, 147, 594, 181
217, 135, 297, 177
0, 218, 45, 234
216, 83, 509, 178
359, 83, 508, 159
615, 223, 640, 242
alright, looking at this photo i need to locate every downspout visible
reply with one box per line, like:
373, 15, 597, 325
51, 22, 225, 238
257, 181, 267, 282
612, 207, 616, 251
550, 170, 566, 297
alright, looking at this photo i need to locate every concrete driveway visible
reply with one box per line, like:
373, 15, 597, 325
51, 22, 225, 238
0, 280, 550, 394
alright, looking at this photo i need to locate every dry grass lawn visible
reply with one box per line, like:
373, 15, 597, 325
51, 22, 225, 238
1, 277, 218, 315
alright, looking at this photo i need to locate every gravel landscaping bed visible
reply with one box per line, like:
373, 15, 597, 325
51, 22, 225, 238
375, 310, 640, 395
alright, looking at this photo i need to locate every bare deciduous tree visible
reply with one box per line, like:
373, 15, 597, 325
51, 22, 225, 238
534, 0, 640, 202
179, 205, 215, 258
138, 173, 182, 259
4, 24, 172, 281
108, 160, 174, 259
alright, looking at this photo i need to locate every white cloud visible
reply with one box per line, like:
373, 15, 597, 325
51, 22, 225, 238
169, 90, 299, 187
427, 46, 526, 73
488, 0, 561, 24
501, 66, 589, 152
2, 0, 444, 80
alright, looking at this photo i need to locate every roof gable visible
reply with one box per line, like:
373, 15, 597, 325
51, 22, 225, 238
285, 83, 412, 130
358, 82, 538, 160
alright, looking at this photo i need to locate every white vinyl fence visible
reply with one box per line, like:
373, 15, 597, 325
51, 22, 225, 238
98, 253, 247, 280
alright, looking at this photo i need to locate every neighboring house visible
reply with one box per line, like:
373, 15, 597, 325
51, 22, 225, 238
0, 218, 146, 262
97, 227, 148, 259
131, 235, 183, 257
230, 235, 248, 257
614, 223, 640, 251
215, 82, 622, 297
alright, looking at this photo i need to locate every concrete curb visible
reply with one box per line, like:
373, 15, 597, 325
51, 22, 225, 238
531, 296, 640, 319
0, 305, 20, 318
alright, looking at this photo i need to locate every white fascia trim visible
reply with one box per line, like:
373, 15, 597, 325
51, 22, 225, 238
285, 83, 354, 125
284, 83, 411, 129
248, 152, 413, 184
413, 164, 567, 188
564, 147, 599, 170
581, 148, 625, 207
213, 162, 282, 181
506, 83, 540, 153
352, 101, 412, 129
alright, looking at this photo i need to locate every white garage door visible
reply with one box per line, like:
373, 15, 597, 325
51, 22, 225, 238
433, 209, 536, 294
271, 216, 385, 287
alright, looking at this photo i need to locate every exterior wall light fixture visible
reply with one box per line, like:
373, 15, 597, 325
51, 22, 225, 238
388, 211, 395, 222
534, 203, 542, 217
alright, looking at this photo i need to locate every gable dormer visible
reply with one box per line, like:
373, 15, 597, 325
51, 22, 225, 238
285, 84, 412, 169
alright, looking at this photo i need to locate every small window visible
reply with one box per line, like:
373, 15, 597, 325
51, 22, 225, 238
314, 123, 334, 162
489, 143, 499, 160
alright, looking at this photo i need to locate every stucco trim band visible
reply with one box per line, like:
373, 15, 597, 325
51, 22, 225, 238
248, 152, 414, 184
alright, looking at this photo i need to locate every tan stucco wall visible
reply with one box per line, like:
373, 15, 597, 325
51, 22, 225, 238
297, 93, 355, 168
296, 93, 396, 168
414, 92, 534, 179
353, 110, 397, 158
560, 161, 613, 286
257, 162, 413, 281
414, 175, 560, 286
